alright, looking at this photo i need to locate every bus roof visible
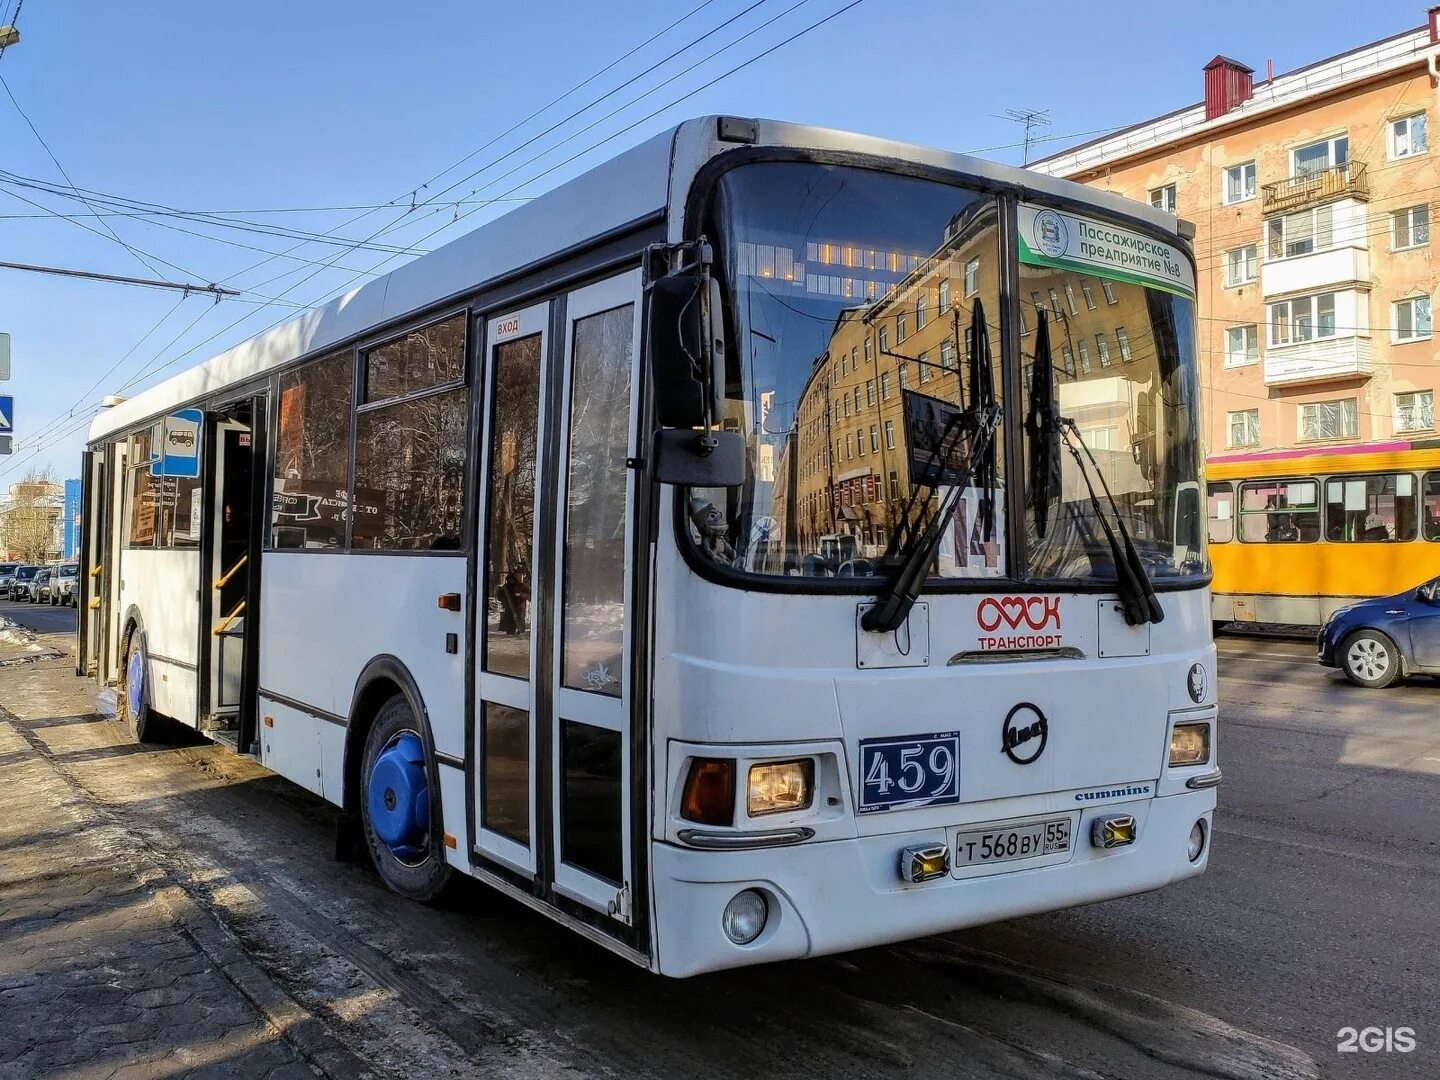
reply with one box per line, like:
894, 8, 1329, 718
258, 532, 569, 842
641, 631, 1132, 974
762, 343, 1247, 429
88, 116, 1182, 445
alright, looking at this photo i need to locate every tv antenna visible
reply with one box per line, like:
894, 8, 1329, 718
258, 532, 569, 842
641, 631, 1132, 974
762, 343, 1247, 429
994, 108, 1052, 165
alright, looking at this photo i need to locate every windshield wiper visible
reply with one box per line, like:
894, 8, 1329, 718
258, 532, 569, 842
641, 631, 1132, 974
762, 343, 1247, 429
1057, 416, 1164, 626
862, 298, 1001, 634
1026, 312, 1062, 538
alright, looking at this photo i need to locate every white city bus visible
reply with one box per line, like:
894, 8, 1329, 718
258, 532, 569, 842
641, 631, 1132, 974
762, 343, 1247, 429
78, 117, 1219, 978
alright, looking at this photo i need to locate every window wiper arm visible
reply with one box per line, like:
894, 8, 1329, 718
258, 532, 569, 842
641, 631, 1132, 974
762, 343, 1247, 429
1058, 418, 1164, 626
862, 298, 1000, 634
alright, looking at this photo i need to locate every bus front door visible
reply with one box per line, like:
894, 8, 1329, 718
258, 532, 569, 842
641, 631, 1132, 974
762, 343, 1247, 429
475, 271, 643, 934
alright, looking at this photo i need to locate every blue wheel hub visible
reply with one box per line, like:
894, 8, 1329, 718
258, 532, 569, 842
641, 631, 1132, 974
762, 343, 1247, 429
367, 732, 430, 862
126, 647, 144, 717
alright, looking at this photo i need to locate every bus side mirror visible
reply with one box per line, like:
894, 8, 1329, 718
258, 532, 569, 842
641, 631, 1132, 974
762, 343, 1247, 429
647, 269, 744, 487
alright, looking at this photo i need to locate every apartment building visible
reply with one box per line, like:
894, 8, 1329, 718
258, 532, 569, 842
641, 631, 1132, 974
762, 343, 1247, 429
1030, 11, 1440, 459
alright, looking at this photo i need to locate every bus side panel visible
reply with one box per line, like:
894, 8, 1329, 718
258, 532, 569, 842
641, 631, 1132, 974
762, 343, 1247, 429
258, 552, 467, 824
119, 549, 200, 725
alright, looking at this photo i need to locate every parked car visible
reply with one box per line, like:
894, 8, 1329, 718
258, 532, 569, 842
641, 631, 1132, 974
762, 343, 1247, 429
0, 563, 17, 597
1318, 575, 1440, 688
53, 563, 79, 606
9, 564, 39, 601
26, 568, 52, 603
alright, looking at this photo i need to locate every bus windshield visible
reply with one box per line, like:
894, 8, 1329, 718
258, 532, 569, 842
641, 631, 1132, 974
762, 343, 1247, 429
691, 161, 1206, 586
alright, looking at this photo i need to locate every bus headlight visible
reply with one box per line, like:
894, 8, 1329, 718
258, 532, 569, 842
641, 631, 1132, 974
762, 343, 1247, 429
1169, 722, 1210, 767
722, 889, 768, 945
747, 759, 813, 816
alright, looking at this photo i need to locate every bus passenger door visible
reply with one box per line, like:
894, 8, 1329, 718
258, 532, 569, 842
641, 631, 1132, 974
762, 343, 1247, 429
475, 303, 550, 880
546, 271, 641, 923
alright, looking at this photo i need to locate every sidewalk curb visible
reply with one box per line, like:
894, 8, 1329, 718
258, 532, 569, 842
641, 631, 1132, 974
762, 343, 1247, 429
0, 703, 374, 1080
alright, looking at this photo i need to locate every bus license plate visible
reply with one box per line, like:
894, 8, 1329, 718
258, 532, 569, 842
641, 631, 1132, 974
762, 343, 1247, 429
857, 732, 961, 813
952, 818, 1072, 869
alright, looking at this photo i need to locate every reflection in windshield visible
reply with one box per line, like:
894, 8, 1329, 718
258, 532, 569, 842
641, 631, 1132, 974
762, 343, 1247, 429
693, 162, 1205, 585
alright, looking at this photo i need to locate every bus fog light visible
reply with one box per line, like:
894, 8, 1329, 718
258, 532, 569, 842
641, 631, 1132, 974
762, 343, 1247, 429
900, 844, 949, 883
1188, 819, 1207, 863
747, 759, 813, 816
1169, 722, 1210, 767
721, 889, 768, 945
1091, 815, 1137, 849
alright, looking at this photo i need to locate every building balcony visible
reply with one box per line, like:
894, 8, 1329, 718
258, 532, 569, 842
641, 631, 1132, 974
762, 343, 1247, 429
1263, 335, 1373, 386
1261, 162, 1369, 215
1260, 244, 1369, 299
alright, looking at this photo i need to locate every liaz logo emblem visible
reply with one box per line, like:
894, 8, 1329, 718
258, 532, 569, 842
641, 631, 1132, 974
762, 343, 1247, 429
1033, 209, 1069, 258
976, 596, 1062, 649
1188, 662, 1207, 703
1001, 703, 1048, 765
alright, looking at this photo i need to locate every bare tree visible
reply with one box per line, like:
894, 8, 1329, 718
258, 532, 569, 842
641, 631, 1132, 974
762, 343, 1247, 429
3, 467, 61, 563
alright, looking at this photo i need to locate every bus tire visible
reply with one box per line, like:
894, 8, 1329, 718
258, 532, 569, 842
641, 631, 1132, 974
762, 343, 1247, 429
1340, 629, 1401, 689
117, 629, 165, 743
359, 695, 453, 903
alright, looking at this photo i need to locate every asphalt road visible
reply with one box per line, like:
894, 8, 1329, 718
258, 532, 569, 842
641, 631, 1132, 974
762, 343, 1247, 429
1, 601, 1435, 1079
0, 594, 79, 635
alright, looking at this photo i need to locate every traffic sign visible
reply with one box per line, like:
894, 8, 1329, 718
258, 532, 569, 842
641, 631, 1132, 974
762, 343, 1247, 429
150, 408, 202, 478
0, 395, 13, 432
0, 435, 11, 455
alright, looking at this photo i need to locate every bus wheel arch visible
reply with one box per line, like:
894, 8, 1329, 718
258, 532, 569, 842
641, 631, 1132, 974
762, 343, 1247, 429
117, 608, 163, 743
345, 657, 454, 901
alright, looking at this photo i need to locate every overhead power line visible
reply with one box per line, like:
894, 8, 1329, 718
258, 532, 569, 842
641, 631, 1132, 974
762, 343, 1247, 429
0, 258, 239, 296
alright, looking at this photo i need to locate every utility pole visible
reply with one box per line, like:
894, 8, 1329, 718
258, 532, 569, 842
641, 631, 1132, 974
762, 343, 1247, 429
995, 108, 1052, 166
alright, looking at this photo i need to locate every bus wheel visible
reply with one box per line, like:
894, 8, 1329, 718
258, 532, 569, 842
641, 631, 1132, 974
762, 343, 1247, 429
118, 631, 163, 742
1341, 630, 1401, 689
360, 696, 453, 902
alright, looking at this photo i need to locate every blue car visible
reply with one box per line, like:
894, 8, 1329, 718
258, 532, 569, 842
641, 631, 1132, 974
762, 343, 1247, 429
1318, 576, 1440, 688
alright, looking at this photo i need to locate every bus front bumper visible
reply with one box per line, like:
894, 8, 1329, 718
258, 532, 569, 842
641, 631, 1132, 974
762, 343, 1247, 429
650, 788, 1215, 978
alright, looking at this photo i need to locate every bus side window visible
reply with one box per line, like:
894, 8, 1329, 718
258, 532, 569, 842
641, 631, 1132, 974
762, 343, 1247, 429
1238, 478, 1319, 542
1206, 482, 1233, 543
1324, 473, 1418, 542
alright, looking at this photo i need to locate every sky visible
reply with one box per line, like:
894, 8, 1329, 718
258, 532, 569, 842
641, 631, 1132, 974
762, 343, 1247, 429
0, 0, 1428, 483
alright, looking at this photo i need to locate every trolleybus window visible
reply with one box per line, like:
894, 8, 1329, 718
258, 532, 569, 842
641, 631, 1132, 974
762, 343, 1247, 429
273, 350, 353, 549
1426, 472, 1440, 541
1207, 482, 1234, 543
1324, 473, 1417, 542
1238, 478, 1319, 542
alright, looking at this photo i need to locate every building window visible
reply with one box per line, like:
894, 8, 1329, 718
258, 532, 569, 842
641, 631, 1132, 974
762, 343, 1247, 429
884, 420, 895, 449
864, 337, 874, 363
880, 372, 891, 400
847, 433, 854, 459
1064, 282, 1078, 315
857, 428, 865, 456
939, 339, 955, 370
1396, 390, 1434, 432
1224, 245, 1258, 287
1225, 324, 1260, 367
865, 379, 876, 407
1223, 161, 1257, 204
1267, 205, 1334, 260
898, 363, 909, 388
919, 353, 931, 383
850, 346, 858, 370
916, 294, 928, 330
1102, 280, 1117, 304
1081, 281, 1096, 310
1048, 288, 1062, 318
1394, 296, 1433, 342
1095, 333, 1112, 367
1116, 326, 1132, 362
1149, 183, 1177, 213
1292, 134, 1348, 177
878, 326, 890, 353
889, 469, 900, 499
1393, 205, 1430, 250
938, 278, 950, 311
870, 425, 879, 453
1060, 344, 1075, 377
1228, 409, 1261, 448
963, 258, 979, 296
1299, 398, 1358, 441
1019, 304, 1030, 336
1269, 292, 1336, 346
1390, 112, 1428, 160
896, 311, 907, 342
853, 387, 861, 413
1077, 339, 1091, 375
